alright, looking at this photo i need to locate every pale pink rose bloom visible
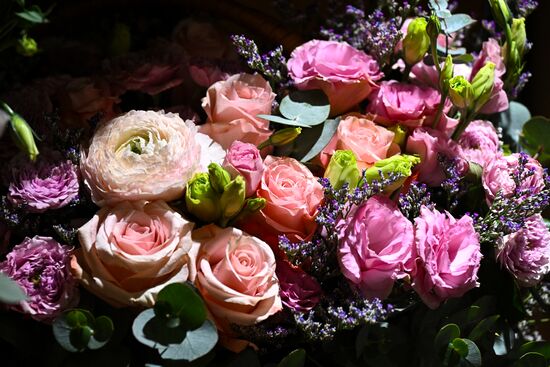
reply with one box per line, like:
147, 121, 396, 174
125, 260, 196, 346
287, 40, 382, 116
320, 114, 400, 170
412, 207, 482, 309
200, 73, 275, 149
482, 153, 545, 203
71, 200, 199, 307
338, 195, 415, 300
193, 224, 282, 326
240, 156, 324, 246
406, 127, 469, 186
458, 120, 501, 167
81, 110, 201, 206
223, 141, 264, 197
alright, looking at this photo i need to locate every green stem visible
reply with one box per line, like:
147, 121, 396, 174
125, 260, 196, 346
451, 110, 475, 141
431, 89, 448, 129
430, 40, 441, 74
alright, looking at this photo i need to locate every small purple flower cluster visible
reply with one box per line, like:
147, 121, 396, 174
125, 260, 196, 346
399, 182, 434, 220
515, 0, 539, 17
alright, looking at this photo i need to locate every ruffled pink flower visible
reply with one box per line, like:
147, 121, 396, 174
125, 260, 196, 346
458, 120, 501, 167
497, 214, 550, 287
412, 207, 481, 309
223, 141, 264, 197
288, 40, 382, 116
0, 236, 78, 321
276, 259, 322, 312
338, 195, 415, 300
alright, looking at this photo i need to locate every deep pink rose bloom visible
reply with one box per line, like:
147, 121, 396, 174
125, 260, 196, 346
276, 259, 322, 312
337, 195, 415, 300
458, 120, 501, 167
482, 153, 545, 203
412, 207, 482, 309
497, 215, 550, 287
223, 141, 264, 197
0, 236, 78, 321
287, 40, 382, 116
366, 81, 449, 129
406, 127, 469, 186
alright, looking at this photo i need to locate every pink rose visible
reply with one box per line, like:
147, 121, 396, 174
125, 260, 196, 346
223, 141, 264, 197
482, 153, 545, 203
71, 200, 199, 307
200, 73, 275, 149
406, 127, 469, 186
276, 259, 322, 312
366, 81, 449, 129
320, 114, 400, 170
287, 40, 382, 116
338, 195, 415, 300
458, 120, 501, 167
193, 224, 282, 326
240, 156, 324, 246
412, 207, 482, 309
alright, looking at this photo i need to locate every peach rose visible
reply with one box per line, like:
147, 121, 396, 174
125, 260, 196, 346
241, 156, 323, 246
71, 200, 199, 307
193, 224, 282, 327
200, 73, 275, 149
320, 115, 400, 170
80, 110, 201, 206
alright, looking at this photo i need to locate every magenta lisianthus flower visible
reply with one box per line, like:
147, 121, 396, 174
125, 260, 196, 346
0, 236, 78, 321
497, 214, 550, 287
223, 141, 264, 197
412, 207, 482, 309
458, 120, 501, 167
276, 259, 322, 312
8, 154, 79, 213
337, 195, 415, 300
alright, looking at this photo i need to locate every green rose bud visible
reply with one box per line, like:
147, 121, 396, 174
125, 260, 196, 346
220, 176, 246, 225
448, 76, 473, 110
426, 14, 441, 41
208, 163, 231, 194
439, 55, 454, 92
364, 154, 421, 192
471, 62, 496, 112
489, 0, 512, 29
388, 124, 408, 149
403, 18, 430, 66
324, 150, 360, 190
185, 173, 221, 223
258, 127, 302, 150
16, 34, 38, 57
511, 18, 527, 57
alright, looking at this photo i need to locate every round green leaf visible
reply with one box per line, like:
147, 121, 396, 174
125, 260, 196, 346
460, 338, 482, 367
53, 309, 95, 352
258, 114, 313, 128
277, 349, 306, 367
155, 283, 206, 331
300, 118, 340, 162
518, 341, 550, 359
501, 101, 531, 144
132, 309, 187, 349
451, 338, 469, 357
70, 326, 92, 352
520, 116, 550, 167
469, 315, 500, 341
92, 316, 114, 343
0, 273, 26, 304
159, 319, 218, 361
66, 310, 90, 328
517, 352, 547, 367
434, 323, 461, 352
279, 90, 330, 126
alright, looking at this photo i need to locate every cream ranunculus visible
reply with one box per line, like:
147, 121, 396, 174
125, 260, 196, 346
81, 110, 201, 206
71, 200, 199, 307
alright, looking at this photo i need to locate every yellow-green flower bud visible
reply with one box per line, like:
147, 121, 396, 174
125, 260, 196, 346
259, 127, 302, 149
364, 154, 421, 192
10, 113, 40, 161
208, 163, 231, 194
388, 124, 408, 149
403, 18, 430, 66
489, 0, 512, 29
16, 34, 38, 57
471, 62, 496, 112
439, 55, 454, 92
511, 18, 527, 57
245, 197, 266, 213
185, 173, 221, 223
220, 176, 246, 224
448, 76, 473, 110
426, 14, 441, 42
324, 150, 360, 190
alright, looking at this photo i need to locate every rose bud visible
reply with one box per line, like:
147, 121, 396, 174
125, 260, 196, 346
219, 176, 246, 226
471, 62, 496, 112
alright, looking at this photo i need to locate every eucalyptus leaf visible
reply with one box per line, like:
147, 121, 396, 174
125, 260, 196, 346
258, 114, 312, 128
277, 349, 306, 367
159, 320, 218, 361
436, 42, 467, 56
516, 352, 547, 367
451, 338, 469, 357
53, 309, 113, 352
279, 89, 330, 126
460, 338, 482, 366
300, 118, 340, 162
469, 315, 500, 341
70, 326, 92, 352
442, 14, 476, 34
517, 341, 550, 359
500, 101, 531, 145
434, 323, 461, 353
0, 272, 26, 304
155, 283, 206, 331
53, 316, 81, 353
92, 316, 114, 343
520, 116, 550, 167
15, 10, 46, 23
429, 0, 451, 18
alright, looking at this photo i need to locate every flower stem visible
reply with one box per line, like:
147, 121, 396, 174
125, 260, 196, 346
451, 110, 474, 141
431, 89, 448, 129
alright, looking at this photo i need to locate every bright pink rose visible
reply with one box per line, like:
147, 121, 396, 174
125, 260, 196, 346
223, 141, 264, 197
367, 81, 449, 129
71, 200, 199, 307
287, 40, 382, 116
482, 153, 545, 203
458, 120, 501, 167
241, 156, 324, 246
193, 225, 282, 326
338, 195, 415, 300
200, 73, 275, 149
320, 114, 400, 170
276, 259, 322, 312
406, 127, 469, 186
412, 207, 482, 309
189, 64, 229, 88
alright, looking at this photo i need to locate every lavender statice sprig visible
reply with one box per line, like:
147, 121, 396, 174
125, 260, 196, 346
511, 71, 532, 99
440, 155, 468, 211
514, 0, 539, 17
399, 182, 434, 220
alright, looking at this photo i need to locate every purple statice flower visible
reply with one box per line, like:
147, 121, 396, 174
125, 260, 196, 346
399, 181, 434, 221
515, 0, 539, 17
0, 236, 78, 321
497, 214, 550, 287
511, 71, 533, 98
8, 153, 79, 213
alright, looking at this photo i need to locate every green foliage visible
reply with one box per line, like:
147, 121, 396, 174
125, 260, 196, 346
277, 349, 306, 367
520, 116, 550, 167
0, 272, 27, 304
53, 309, 114, 353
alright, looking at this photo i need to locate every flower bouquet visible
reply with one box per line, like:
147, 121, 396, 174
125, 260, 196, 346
1, 0, 549, 366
